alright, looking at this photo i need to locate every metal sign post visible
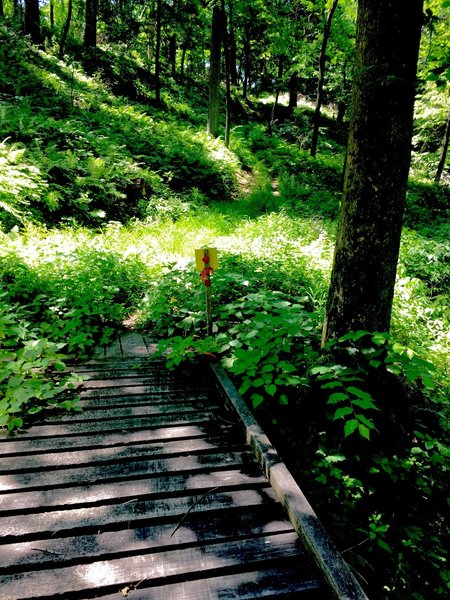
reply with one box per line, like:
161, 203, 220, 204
195, 248, 218, 336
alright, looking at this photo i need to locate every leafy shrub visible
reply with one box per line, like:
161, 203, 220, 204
0, 296, 82, 431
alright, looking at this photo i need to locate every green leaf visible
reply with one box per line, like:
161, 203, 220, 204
358, 424, 371, 440
333, 406, 353, 420
265, 383, 277, 396
347, 386, 373, 401
344, 419, 359, 437
251, 394, 264, 409
278, 393, 289, 405
327, 392, 348, 404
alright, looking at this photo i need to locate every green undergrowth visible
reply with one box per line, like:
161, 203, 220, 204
0, 29, 449, 599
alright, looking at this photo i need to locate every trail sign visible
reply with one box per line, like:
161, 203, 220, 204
195, 248, 218, 336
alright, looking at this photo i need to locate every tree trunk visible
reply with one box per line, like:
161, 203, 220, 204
180, 42, 187, 79
84, 0, 97, 48
288, 71, 298, 110
310, 0, 339, 158
0, 0, 4, 19
155, 0, 162, 102
221, 0, 231, 147
322, 0, 423, 343
207, 5, 223, 137
242, 29, 250, 100
434, 105, 450, 182
169, 33, 177, 79
24, 0, 42, 45
59, 0, 73, 58
269, 57, 284, 134
228, 0, 238, 86
50, 1, 54, 29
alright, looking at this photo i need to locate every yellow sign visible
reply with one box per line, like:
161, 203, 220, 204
195, 248, 218, 271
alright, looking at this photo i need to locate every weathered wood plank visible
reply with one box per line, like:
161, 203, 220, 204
0, 411, 217, 440
0, 469, 266, 513
0, 450, 255, 492
85, 567, 324, 600
1, 531, 307, 599
76, 391, 212, 408
2, 486, 277, 540
0, 435, 243, 474
0, 506, 294, 571
41, 401, 220, 424
0, 423, 228, 455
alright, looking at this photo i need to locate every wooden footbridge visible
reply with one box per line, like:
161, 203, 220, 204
0, 333, 368, 599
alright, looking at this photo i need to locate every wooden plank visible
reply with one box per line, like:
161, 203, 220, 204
0, 423, 229, 455
0, 411, 217, 440
0, 507, 294, 571
85, 567, 323, 600
0, 469, 267, 513
76, 382, 213, 398
0, 435, 243, 474
2, 486, 277, 540
213, 364, 368, 600
41, 401, 221, 424
118, 332, 152, 358
1, 531, 308, 599
76, 391, 212, 408
0, 449, 255, 492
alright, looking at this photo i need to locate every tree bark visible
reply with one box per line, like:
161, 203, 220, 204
59, 0, 73, 58
84, 0, 97, 48
310, 0, 339, 157
155, 0, 162, 102
24, 0, 42, 45
0, 0, 4, 19
288, 71, 299, 110
242, 29, 250, 100
434, 105, 450, 182
322, 0, 423, 343
228, 0, 238, 86
207, 5, 223, 137
221, 0, 232, 147
169, 33, 177, 79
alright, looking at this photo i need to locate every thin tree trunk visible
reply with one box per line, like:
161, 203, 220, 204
59, 0, 73, 58
207, 5, 223, 137
84, 0, 97, 48
50, 1, 54, 28
228, 0, 238, 86
180, 42, 187, 79
288, 71, 298, 110
221, 0, 231, 147
435, 105, 450, 182
242, 30, 250, 99
269, 57, 283, 133
310, 0, 339, 157
0, 0, 4, 18
155, 0, 162, 102
322, 0, 423, 343
169, 33, 177, 78
24, 0, 42, 45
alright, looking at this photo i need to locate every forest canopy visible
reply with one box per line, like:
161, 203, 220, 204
0, 1, 449, 599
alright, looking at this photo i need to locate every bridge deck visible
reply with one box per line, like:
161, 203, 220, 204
0, 333, 366, 600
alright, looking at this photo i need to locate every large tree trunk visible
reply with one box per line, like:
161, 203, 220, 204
24, 0, 42, 45
59, 0, 73, 58
310, 0, 339, 157
322, 0, 423, 343
84, 0, 97, 48
434, 105, 450, 182
207, 5, 223, 137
